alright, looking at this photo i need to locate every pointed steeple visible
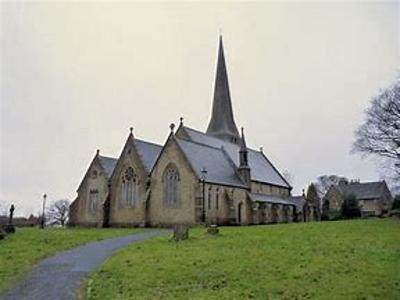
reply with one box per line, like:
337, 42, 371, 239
206, 35, 240, 144
238, 127, 251, 186
239, 127, 248, 167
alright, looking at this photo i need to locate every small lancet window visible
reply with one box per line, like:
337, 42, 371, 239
208, 187, 212, 209
215, 188, 220, 210
164, 165, 180, 205
121, 167, 138, 206
89, 189, 99, 212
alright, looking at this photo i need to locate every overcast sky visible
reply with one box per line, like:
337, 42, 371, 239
1, 1, 399, 216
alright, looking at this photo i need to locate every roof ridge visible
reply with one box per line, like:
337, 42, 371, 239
175, 136, 222, 151
135, 138, 162, 148
98, 155, 117, 161
258, 151, 292, 189
184, 126, 240, 146
184, 125, 264, 153
347, 180, 384, 185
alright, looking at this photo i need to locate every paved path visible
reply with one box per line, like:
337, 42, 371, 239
0, 230, 167, 300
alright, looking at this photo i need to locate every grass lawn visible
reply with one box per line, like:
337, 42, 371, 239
84, 219, 400, 299
0, 227, 143, 293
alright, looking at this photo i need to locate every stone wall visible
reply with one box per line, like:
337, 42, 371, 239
147, 139, 198, 226
251, 182, 290, 197
73, 159, 108, 227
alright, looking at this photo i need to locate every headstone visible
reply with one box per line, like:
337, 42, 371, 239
3, 225, 15, 234
207, 224, 219, 235
0, 227, 5, 240
172, 224, 189, 241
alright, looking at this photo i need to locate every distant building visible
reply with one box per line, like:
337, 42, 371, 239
323, 180, 393, 217
0, 214, 39, 227
69, 36, 304, 227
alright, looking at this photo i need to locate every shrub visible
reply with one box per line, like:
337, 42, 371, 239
389, 209, 400, 218
321, 199, 330, 220
328, 210, 342, 221
392, 195, 400, 210
341, 193, 361, 219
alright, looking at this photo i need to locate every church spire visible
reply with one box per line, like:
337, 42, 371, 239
206, 35, 240, 144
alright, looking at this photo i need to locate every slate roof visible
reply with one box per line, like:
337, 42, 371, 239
134, 139, 163, 173
97, 139, 162, 179
248, 193, 305, 211
337, 181, 388, 200
250, 193, 295, 206
98, 156, 118, 179
179, 126, 290, 188
286, 195, 306, 211
175, 138, 247, 188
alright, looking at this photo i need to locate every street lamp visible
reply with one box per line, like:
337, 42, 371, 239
41, 193, 47, 229
201, 167, 207, 223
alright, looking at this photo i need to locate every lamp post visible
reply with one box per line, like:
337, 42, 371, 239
41, 193, 47, 229
201, 167, 207, 223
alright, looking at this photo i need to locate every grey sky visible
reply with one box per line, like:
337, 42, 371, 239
1, 1, 399, 216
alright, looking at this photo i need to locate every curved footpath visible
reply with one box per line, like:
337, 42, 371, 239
0, 230, 168, 300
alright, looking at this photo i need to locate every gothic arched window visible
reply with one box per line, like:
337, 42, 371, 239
164, 165, 180, 205
121, 167, 138, 206
89, 189, 98, 212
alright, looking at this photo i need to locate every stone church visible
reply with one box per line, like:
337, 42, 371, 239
69, 37, 302, 227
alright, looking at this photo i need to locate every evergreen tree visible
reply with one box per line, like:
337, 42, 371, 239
341, 193, 361, 219
321, 198, 330, 221
392, 195, 400, 210
306, 183, 321, 220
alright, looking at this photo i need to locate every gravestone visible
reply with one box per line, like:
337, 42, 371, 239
207, 224, 219, 235
3, 225, 15, 234
0, 227, 5, 240
172, 224, 189, 241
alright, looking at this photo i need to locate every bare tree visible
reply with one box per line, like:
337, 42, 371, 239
353, 77, 400, 184
0, 200, 9, 216
282, 170, 294, 186
47, 199, 70, 226
314, 175, 348, 198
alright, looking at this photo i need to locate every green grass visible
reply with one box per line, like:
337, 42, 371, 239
84, 219, 400, 299
0, 227, 142, 293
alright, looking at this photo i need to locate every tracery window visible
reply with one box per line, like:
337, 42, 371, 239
164, 165, 179, 205
89, 189, 99, 212
121, 167, 138, 206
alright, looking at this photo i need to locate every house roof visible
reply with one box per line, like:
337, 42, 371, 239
175, 138, 247, 188
337, 181, 388, 200
179, 126, 290, 188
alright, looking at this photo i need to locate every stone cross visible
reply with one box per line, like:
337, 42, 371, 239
8, 204, 15, 225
